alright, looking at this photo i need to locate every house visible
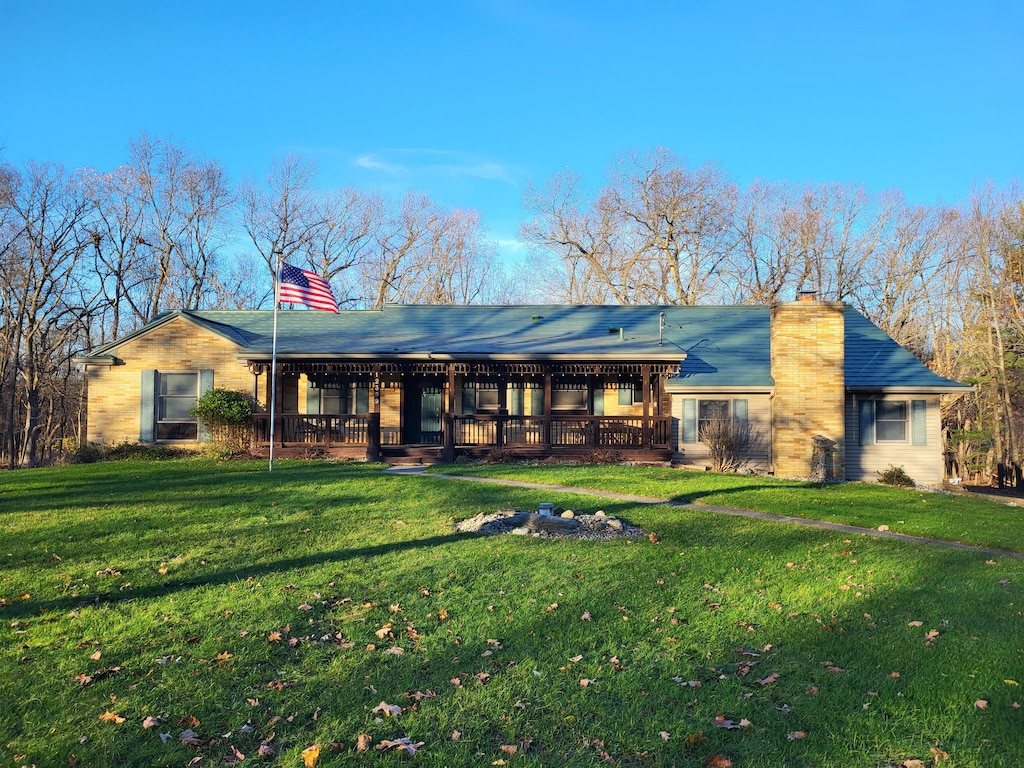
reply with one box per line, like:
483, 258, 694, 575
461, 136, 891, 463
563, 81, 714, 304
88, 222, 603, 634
74, 298, 971, 483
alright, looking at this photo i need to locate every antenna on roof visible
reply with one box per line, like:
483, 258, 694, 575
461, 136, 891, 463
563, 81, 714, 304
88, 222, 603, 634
659, 312, 666, 345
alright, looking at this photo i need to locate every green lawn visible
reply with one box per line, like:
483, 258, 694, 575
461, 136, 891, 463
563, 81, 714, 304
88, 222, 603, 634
2, 460, 1022, 767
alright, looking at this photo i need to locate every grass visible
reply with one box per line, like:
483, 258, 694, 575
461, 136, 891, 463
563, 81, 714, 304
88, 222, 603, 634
427, 463, 1024, 553
1, 459, 1022, 767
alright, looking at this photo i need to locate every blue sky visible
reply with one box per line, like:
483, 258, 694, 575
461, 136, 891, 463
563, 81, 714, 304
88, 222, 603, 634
3, 1, 1021, 262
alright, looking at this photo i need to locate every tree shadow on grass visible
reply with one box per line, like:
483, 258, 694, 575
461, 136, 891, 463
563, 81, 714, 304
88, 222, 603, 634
5, 531, 481, 620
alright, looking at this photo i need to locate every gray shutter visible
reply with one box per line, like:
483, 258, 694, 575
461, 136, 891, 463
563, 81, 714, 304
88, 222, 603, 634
197, 369, 214, 442
140, 370, 156, 442
911, 399, 927, 445
859, 399, 875, 446
531, 387, 544, 416
593, 386, 604, 416
618, 384, 632, 405
510, 388, 524, 416
682, 398, 696, 444
733, 398, 748, 424
306, 384, 321, 415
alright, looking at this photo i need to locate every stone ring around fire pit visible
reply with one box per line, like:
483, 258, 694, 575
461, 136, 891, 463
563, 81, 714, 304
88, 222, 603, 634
455, 506, 647, 541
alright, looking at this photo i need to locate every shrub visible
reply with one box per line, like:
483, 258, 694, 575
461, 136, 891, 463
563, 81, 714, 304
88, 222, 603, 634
190, 388, 255, 453
878, 464, 915, 487
103, 442, 188, 461
699, 419, 762, 473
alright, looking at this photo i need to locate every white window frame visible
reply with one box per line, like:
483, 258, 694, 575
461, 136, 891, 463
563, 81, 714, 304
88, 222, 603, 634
156, 371, 199, 441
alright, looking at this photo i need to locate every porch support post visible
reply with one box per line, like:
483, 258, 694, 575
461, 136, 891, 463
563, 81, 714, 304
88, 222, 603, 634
543, 369, 552, 448
497, 372, 507, 449
273, 364, 284, 449
367, 365, 381, 462
366, 412, 381, 462
641, 364, 651, 447
442, 363, 456, 462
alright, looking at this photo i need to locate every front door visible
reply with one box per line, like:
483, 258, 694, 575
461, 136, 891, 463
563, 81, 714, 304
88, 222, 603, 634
419, 387, 443, 444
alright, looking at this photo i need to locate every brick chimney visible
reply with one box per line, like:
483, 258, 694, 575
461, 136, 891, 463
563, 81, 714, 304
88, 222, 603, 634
770, 298, 845, 479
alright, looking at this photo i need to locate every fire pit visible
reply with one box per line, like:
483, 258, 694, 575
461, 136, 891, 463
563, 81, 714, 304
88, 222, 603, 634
455, 506, 646, 541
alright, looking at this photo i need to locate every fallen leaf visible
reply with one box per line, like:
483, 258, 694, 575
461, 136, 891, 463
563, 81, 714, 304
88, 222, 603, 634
581, 611, 592, 621
975, 699, 989, 709
98, 710, 125, 724
451, 730, 462, 741
569, 654, 583, 662
713, 716, 742, 730
216, 652, 233, 661
258, 743, 276, 757
660, 731, 670, 741
375, 624, 393, 639
930, 747, 950, 763
758, 673, 780, 686
90, 651, 102, 661
501, 745, 518, 754
704, 756, 732, 768
376, 737, 425, 756
179, 729, 202, 746
787, 731, 807, 740
908, 620, 923, 627
268, 631, 282, 643
371, 701, 402, 717
301, 743, 321, 768
355, 734, 372, 752
899, 760, 925, 768
579, 678, 595, 687
142, 716, 162, 729
383, 646, 404, 655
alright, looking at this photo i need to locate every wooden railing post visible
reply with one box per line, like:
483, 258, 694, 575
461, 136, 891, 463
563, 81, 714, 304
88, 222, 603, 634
366, 412, 381, 462
442, 413, 455, 462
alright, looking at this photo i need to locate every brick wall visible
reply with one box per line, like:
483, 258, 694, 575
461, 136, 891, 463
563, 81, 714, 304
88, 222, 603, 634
770, 301, 846, 479
84, 316, 254, 445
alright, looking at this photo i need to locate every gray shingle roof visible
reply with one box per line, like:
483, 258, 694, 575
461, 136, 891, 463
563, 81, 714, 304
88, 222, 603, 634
78, 304, 969, 392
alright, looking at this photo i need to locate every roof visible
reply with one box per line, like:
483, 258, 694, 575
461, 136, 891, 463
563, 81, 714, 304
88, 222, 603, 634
76, 304, 970, 392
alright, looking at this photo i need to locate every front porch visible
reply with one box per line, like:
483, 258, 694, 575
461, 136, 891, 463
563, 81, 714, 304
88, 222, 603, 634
248, 360, 675, 464
252, 411, 673, 463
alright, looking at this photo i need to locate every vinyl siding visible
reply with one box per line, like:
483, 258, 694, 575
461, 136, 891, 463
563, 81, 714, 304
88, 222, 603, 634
671, 393, 771, 470
844, 394, 945, 483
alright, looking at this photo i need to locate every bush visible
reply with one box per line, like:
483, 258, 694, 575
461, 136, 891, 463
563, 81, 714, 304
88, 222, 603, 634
190, 389, 255, 452
878, 464, 915, 487
699, 419, 762, 473
190, 388, 255, 426
103, 442, 189, 461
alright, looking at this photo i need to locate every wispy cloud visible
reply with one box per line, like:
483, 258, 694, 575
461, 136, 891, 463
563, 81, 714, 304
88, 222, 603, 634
354, 153, 409, 176
353, 148, 518, 186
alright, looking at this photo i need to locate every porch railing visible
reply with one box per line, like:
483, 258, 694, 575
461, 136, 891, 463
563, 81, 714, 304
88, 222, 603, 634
254, 413, 671, 451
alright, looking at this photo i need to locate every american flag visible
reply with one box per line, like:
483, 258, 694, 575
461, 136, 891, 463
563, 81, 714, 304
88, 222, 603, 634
278, 263, 339, 313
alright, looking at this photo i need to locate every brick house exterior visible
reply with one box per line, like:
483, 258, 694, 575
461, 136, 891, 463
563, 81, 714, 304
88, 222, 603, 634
75, 301, 971, 483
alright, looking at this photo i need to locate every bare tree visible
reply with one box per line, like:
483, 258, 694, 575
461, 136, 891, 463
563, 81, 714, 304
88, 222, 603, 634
0, 161, 93, 467
129, 133, 232, 317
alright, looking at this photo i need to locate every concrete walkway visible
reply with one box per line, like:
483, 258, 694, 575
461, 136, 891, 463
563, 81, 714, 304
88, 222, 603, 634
383, 466, 1024, 560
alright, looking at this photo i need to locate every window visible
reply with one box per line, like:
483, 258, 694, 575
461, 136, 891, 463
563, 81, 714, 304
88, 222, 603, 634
552, 385, 587, 412
698, 399, 730, 435
859, 398, 927, 446
681, 397, 748, 444
157, 372, 199, 441
141, 369, 212, 443
875, 401, 907, 442
477, 386, 500, 412
617, 382, 642, 406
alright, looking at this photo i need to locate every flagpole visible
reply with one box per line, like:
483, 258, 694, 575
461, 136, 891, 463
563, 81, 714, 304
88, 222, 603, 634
268, 254, 283, 473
